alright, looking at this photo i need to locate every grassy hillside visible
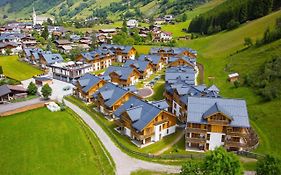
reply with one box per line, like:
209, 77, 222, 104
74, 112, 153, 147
0, 108, 114, 175
161, 0, 225, 37
178, 10, 281, 156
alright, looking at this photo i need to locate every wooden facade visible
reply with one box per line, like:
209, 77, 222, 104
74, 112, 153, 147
186, 113, 251, 152
109, 68, 141, 86
116, 110, 177, 145
168, 57, 195, 68
96, 92, 136, 116
74, 79, 106, 102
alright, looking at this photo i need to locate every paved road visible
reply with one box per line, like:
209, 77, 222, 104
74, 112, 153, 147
64, 100, 181, 175
0, 98, 44, 113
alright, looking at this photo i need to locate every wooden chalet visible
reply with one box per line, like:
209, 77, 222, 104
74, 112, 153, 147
185, 97, 256, 152
74, 73, 106, 102
123, 60, 154, 79
114, 96, 177, 147
102, 66, 141, 86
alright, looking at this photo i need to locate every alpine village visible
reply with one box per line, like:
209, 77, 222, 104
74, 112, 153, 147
0, 0, 280, 175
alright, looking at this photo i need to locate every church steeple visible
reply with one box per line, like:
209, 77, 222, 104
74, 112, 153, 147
32, 7, 37, 26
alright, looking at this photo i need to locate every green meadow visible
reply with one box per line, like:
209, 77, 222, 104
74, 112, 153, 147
0, 108, 114, 175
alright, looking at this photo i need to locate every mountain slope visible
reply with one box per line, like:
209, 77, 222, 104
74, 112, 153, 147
0, 0, 210, 21
178, 10, 281, 156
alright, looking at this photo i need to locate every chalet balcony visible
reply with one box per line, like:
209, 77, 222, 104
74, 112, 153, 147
186, 128, 207, 134
224, 140, 247, 148
132, 130, 155, 140
226, 131, 248, 138
186, 137, 206, 144
208, 120, 229, 126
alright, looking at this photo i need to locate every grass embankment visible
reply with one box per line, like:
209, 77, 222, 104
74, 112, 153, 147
0, 107, 114, 175
0, 56, 43, 81
177, 10, 281, 157
65, 96, 202, 165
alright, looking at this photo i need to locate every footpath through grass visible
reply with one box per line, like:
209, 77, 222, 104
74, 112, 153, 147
0, 56, 43, 81
0, 107, 114, 175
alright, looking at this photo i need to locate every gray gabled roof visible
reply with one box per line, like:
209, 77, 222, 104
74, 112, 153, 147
202, 102, 233, 120
123, 60, 151, 72
93, 82, 130, 107
187, 97, 250, 128
103, 66, 137, 80
165, 66, 196, 85
150, 100, 169, 110
99, 44, 133, 54
42, 53, 63, 65
0, 85, 12, 97
138, 54, 162, 65
113, 96, 163, 131
77, 73, 103, 93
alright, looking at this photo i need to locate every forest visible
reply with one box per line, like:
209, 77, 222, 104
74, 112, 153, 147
188, 0, 281, 34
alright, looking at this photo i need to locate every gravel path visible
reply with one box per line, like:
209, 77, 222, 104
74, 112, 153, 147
0, 98, 43, 113
64, 100, 181, 175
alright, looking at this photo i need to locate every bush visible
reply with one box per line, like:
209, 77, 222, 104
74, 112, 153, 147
41, 84, 52, 99
234, 80, 240, 88
27, 82, 38, 95
227, 20, 240, 30
256, 155, 281, 175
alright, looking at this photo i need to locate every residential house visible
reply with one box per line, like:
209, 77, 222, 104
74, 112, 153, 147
21, 35, 37, 48
168, 56, 196, 68
39, 53, 64, 67
99, 44, 137, 62
150, 47, 197, 58
138, 54, 166, 71
153, 31, 173, 42
0, 84, 27, 103
77, 48, 115, 71
34, 76, 53, 86
114, 96, 177, 147
185, 96, 254, 152
123, 60, 154, 79
74, 73, 106, 102
23, 48, 43, 63
127, 19, 139, 28
54, 40, 73, 53
164, 15, 174, 23
154, 18, 166, 25
50, 61, 93, 82
0, 42, 21, 55
93, 82, 138, 116
102, 66, 141, 86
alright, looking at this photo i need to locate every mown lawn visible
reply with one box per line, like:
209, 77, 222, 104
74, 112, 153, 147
0, 107, 114, 175
0, 56, 43, 81
177, 10, 281, 157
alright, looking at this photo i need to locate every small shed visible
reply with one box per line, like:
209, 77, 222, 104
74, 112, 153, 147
34, 77, 53, 86
228, 73, 239, 82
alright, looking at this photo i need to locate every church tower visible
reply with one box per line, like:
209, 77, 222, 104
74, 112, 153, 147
32, 7, 37, 26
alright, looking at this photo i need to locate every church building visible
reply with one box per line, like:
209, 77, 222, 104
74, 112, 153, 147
32, 8, 54, 26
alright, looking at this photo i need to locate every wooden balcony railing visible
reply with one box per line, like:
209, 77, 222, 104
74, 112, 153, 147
186, 128, 207, 134
226, 131, 248, 138
224, 140, 247, 148
132, 130, 155, 140
186, 137, 206, 144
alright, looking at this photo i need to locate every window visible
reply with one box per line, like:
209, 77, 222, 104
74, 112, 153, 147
207, 134, 210, 141
221, 135, 225, 142
167, 129, 169, 134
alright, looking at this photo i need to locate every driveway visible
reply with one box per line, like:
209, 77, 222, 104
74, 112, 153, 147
64, 100, 181, 175
21, 78, 74, 102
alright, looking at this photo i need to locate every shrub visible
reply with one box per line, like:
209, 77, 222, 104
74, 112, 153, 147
27, 82, 38, 95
